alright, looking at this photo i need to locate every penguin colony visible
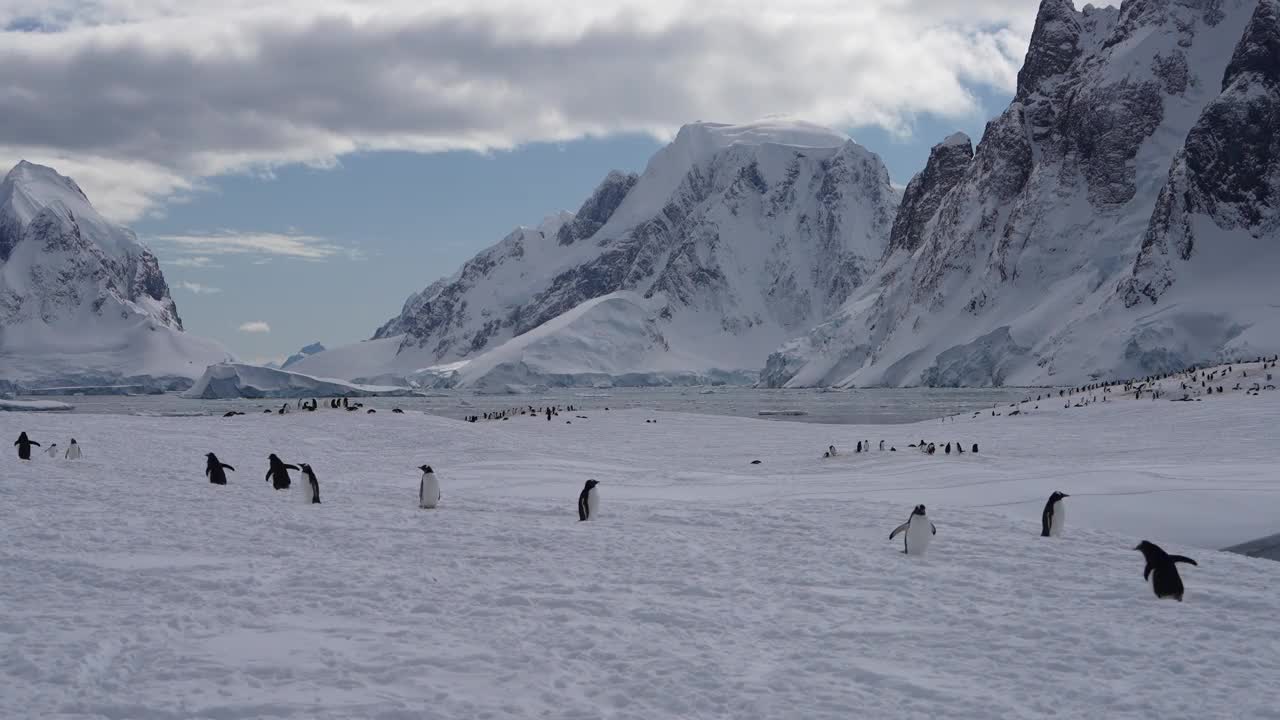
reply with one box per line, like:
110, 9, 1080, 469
13, 356, 1262, 601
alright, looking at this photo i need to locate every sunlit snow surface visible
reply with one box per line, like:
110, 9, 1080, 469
2, 389, 1278, 718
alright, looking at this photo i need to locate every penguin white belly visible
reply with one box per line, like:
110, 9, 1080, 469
420, 474, 440, 509
1050, 504, 1065, 537
301, 481, 314, 504
905, 518, 932, 556
66, 446, 81, 459
45, 446, 58, 457
586, 487, 599, 519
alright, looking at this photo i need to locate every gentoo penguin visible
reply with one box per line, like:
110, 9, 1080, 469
64, 439, 81, 460
1040, 491, 1068, 537
392, 408, 404, 414
14, 432, 40, 460
879, 440, 885, 451
944, 442, 951, 455
205, 453, 235, 485
418, 465, 441, 509
578, 479, 600, 521
1134, 541, 1198, 601
265, 453, 298, 490
829, 444, 839, 457
971, 443, 979, 453
44, 443, 59, 458
299, 464, 321, 504
855, 441, 862, 453
889, 504, 936, 556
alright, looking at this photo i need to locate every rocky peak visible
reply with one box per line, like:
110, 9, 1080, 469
1016, 0, 1083, 101
557, 170, 638, 246
887, 133, 973, 255
1223, 0, 1280, 87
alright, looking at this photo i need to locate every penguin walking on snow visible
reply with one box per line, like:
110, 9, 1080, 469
299, 464, 321, 504
44, 443, 59, 458
578, 479, 600, 521
1134, 540, 1198, 601
418, 465, 441, 508
64, 439, 81, 460
265, 453, 298, 490
889, 504, 936, 556
205, 453, 235, 485
14, 432, 40, 460
1040, 491, 1068, 537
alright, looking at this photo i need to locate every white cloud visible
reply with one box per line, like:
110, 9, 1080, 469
167, 256, 218, 268
238, 321, 271, 333
149, 230, 350, 260
176, 280, 221, 294
0, 1, 1036, 221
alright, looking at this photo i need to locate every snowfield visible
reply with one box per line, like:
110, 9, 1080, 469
2, 389, 1279, 718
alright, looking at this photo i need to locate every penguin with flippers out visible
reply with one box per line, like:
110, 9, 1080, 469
265, 453, 298, 490
418, 465, 441, 509
578, 479, 600, 521
889, 505, 936, 555
1040, 491, 1068, 537
14, 432, 40, 460
206, 453, 235, 485
1134, 541, 1197, 601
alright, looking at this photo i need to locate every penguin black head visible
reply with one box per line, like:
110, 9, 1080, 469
18, 432, 28, 441
1049, 490, 1069, 503
913, 504, 927, 516
70, 438, 77, 444
419, 464, 433, 473
583, 479, 600, 491
298, 463, 314, 476
1134, 540, 1162, 557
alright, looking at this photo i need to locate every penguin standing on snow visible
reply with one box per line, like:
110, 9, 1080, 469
578, 479, 600, 521
298, 464, 321, 504
64, 439, 81, 460
1134, 540, 1198, 601
265, 453, 298, 490
829, 444, 839, 457
205, 453, 235, 485
418, 465, 441, 509
14, 432, 40, 460
889, 504, 936, 556
1040, 491, 1068, 537
44, 443, 59, 458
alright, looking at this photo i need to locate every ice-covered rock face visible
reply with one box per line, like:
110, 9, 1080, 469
0, 162, 182, 333
366, 120, 900, 376
887, 133, 973, 255
766, 0, 1272, 388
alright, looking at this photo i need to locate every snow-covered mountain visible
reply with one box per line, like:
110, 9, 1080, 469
295, 120, 900, 387
280, 342, 326, 370
765, 0, 1280, 388
0, 161, 231, 390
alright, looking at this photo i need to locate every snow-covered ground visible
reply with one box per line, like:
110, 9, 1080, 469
2, 387, 1278, 718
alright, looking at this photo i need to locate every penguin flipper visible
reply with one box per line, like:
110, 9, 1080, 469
1143, 563, 1153, 581
223, 464, 235, 472
889, 522, 909, 540
1169, 555, 1198, 566
284, 464, 300, 471
931, 522, 937, 535
30, 441, 40, 447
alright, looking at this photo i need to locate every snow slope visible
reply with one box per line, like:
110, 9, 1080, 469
413, 291, 759, 390
2, 381, 1278, 718
185, 363, 419, 399
0, 161, 231, 388
296, 119, 899, 385
767, 0, 1279, 388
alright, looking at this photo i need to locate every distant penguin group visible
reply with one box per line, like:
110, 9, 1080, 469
13, 433, 81, 460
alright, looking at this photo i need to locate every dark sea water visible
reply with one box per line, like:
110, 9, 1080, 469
50, 386, 1032, 425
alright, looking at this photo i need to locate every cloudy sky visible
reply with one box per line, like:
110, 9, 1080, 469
0, 0, 1041, 363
